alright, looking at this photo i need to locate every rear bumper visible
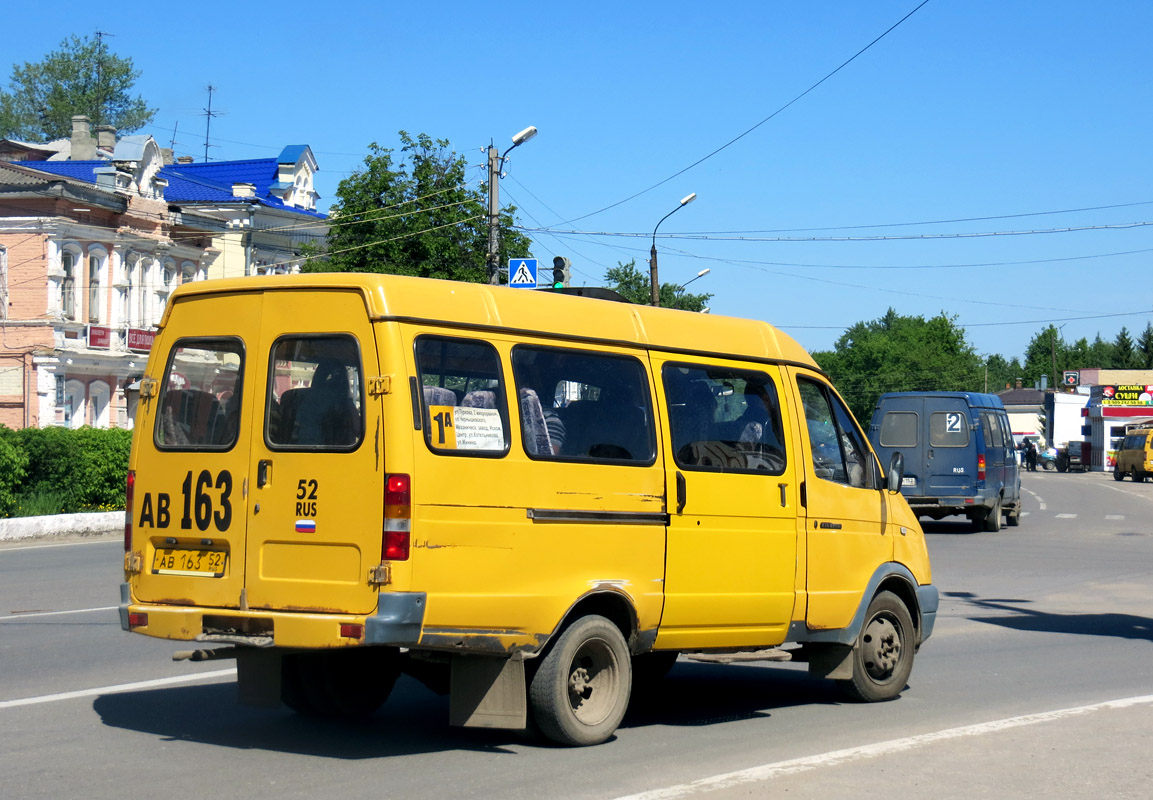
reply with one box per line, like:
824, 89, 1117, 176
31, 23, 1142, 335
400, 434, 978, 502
904, 495, 995, 515
120, 582, 379, 649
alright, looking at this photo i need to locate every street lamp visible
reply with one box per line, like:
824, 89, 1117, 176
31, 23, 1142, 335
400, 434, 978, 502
487, 126, 538, 285
678, 268, 710, 290
649, 192, 696, 306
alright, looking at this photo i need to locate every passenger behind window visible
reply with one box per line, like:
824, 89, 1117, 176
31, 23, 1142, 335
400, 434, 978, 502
294, 358, 360, 446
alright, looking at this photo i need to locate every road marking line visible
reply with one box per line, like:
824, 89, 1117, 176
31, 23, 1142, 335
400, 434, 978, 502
1055, 513, 1078, 519
0, 606, 116, 622
611, 695, 1153, 800
1105, 514, 1125, 520
1021, 487, 1045, 510
0, 668, 236, 710
0, 538, 120, 552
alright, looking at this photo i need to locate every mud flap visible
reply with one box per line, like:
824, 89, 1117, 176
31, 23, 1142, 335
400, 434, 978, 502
806, 643, 855, 680
236, 649, 283, 708
448, 655, 526, 729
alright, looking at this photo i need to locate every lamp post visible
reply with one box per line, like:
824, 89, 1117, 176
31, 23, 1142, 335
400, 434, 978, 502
487, 125, 538, 285
649, 192, 696, 306
678, 268, 710, 290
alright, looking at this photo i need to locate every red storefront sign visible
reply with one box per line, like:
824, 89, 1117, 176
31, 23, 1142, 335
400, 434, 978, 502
127, 328, 156, 352
88, 325, 112, 349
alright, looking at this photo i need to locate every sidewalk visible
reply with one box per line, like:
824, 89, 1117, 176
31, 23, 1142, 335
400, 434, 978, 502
0, 511, 122, 543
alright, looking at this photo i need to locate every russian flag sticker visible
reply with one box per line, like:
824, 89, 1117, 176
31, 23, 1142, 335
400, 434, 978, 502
295, 519, 317, 533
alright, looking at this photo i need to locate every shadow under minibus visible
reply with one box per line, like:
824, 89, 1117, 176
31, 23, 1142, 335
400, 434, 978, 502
93, 661, 845, 756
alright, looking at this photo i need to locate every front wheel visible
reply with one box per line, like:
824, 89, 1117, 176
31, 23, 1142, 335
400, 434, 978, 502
1113, 468, 1125, 481
1043, 460, 1056, 472
529, 615, 632, 746
838, 591, 915, 702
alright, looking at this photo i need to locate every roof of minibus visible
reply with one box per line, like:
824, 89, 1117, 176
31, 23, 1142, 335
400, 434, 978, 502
163, 273, 818, 368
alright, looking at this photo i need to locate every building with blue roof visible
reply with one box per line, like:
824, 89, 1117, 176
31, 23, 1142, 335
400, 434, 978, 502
0, 116, 329, 430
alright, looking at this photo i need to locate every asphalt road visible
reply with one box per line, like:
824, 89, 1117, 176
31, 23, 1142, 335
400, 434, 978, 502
2, 470, 1151, 799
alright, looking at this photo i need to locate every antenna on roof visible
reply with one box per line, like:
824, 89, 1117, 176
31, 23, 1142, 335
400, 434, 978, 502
93, 30, 115, 127
199, 85, 228, 162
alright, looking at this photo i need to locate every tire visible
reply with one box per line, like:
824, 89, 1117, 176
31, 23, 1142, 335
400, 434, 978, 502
838, 591, 915, 703
1113, 467, 1124, 482
983, 497, 1002, 532
281, 647, 400, 719
1043, 460, 1056, 472
1006, 503, 1021, 527
529, 615, 632, 746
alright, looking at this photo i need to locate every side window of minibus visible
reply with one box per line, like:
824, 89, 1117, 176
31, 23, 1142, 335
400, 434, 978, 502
155, 338, 244, 450
663, 363, 786, 474
797, 379, 872, 489
266, 336, 363, 449
512, 345, 655, 464
415, 336, 509, 456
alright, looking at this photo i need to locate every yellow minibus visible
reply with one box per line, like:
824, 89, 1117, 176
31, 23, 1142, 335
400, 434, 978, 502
120, 273, 937, 746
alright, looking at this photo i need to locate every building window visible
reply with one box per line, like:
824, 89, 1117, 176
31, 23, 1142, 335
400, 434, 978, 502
61, 251, 77, 320
0, 245, 7, 322
88, 250, 106, 323
90, 381, 110, 428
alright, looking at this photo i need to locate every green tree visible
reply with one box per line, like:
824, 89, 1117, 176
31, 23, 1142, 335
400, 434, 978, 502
603, 260, 711, 311
1022, 325, 1068, 385
811, 308, 983, 422
1137, 322, 1153, 369
304, 132, 532, 282
1087, 333, 1114, 368
0, 34, 155, 140
984, 353, 1024, 392
1112, 326, 1138, 369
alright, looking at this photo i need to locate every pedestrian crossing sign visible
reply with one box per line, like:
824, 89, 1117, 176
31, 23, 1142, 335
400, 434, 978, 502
508, 258, 538, 288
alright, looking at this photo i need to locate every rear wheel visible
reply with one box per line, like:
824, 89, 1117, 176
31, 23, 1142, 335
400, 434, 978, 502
1043, 460, 1056, 471
983, 497, 1002, 532
529, 615, 632, 746
838, 591, 915, 702
1006, 502, 1021, 527
281, 647, 400, 719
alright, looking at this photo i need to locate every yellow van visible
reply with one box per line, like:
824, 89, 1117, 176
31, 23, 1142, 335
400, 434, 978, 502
1114, 428, 1153, 482
120, 273, 937, 746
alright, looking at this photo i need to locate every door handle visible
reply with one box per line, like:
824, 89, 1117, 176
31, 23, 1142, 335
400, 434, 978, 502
778, 483, 788, 508
675, 471, 687, 515
257, 459, 272, 488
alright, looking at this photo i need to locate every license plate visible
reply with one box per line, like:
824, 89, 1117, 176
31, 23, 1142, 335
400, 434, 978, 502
902, 476, 917, 487
151, 548, 226, 577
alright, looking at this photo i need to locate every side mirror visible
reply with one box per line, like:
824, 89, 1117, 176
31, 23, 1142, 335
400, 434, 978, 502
886, 451, 905, 493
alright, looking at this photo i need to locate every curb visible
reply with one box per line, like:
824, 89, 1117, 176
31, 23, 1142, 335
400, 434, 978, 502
0, 511, 123, 542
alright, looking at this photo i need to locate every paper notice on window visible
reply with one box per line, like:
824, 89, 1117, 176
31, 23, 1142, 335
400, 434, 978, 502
428, 405, 504, 451
452, 407, 504, 450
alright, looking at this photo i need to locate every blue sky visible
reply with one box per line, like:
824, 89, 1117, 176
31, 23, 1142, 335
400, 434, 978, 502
7, 1, 1152, 365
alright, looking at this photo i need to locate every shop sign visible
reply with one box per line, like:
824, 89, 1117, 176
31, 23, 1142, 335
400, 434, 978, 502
127, 328, 156, 352
88, 325, 112, 349
1099, 385, 1153, 406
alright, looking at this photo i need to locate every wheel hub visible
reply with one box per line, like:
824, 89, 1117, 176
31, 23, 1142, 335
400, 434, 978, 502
861, 616, 901, 680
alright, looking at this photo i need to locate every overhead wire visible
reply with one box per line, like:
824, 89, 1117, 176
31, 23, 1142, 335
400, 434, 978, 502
562, 0, 936, 224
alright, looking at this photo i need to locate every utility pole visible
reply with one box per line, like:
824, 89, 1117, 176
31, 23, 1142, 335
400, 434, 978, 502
486, 143, 501, 285
485, 126, 537, 285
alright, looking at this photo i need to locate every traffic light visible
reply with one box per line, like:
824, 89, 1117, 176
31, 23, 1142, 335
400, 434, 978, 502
551, 256, 571, 289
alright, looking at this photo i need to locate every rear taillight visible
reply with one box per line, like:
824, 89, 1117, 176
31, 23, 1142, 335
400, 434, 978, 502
977, 454, 986, 482
384, 473, 411, 561
124, 470, 135, 552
